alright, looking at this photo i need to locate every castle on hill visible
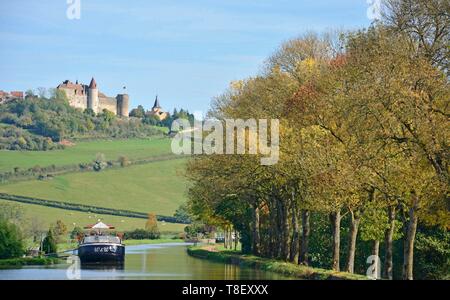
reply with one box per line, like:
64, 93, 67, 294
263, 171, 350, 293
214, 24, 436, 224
56, 78, 129, 117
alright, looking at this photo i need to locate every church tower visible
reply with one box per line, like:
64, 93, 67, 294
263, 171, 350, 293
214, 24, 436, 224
150, 95, 168, 121
152, 95, 161, 112
87, 77, 99, 113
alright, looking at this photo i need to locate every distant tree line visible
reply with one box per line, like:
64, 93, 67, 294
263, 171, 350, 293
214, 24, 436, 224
129, 105, 195, 128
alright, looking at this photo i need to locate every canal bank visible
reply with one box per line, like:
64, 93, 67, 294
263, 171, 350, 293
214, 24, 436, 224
187, 246, 366, 280
0, 257, 61, 269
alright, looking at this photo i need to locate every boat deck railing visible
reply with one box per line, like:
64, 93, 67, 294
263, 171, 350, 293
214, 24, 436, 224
82, 235, 122, 244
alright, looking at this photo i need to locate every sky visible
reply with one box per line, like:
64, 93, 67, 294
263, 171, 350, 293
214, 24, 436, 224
0, 0, 373, 115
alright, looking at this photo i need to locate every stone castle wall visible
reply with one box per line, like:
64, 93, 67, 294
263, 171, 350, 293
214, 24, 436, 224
60, 88, 88, 110
60, 88, 129, 117
99, 97, 118, 115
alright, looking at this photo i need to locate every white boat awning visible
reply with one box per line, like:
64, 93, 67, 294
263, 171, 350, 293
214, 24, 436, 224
85, 221, 115, 229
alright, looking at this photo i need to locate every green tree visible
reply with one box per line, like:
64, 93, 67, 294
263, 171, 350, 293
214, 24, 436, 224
129, 105, 146, 118
42, 229, 57, 254
174, 203, 192, 224
0, 219, 24, 259
70, 226, 84, 241
52, 220, 68, 243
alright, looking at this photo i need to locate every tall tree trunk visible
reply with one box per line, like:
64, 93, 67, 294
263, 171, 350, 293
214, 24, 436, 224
372, 240, 380, 279
234, 230, 238, 251
290, 204, 300, 263
275, 202, 282, 259
224, 226, 228, 249
277, 199, 289, 261
269, 203, 278, 259
383, 205, 396, 280
225, 226, 232, 249
330, 210, 341, 272
229, 228, 233, 250
279, 200, 290, 261
252, 205, 261, 256
402, 195, 419, 280
299, 210, 310, 265
346, 209, 361, 273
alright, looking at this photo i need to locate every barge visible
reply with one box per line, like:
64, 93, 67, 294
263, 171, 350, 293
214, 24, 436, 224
77, 222, 125, 264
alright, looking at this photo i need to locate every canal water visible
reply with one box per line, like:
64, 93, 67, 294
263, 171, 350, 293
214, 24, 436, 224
0, 243, 289, 280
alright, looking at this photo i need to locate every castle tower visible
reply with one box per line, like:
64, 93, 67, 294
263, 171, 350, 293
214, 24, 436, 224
87, 77, 99, 113
116, 94, 129, 117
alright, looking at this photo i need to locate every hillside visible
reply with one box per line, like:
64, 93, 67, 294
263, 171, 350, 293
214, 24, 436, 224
0, 138, 173, 172
0, 199, 186, 232
0, 157, 188, 216
0, 95, 167, 150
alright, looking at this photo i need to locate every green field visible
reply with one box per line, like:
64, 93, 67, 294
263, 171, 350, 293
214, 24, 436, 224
0, 158, 189, 216
0, 199, 186, 233
0, 138, 173, 172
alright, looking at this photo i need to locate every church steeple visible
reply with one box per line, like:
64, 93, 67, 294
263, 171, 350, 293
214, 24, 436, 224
152, 95, 161, 110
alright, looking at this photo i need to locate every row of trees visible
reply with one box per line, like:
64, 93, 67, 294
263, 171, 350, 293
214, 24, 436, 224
186, 0, 448, 280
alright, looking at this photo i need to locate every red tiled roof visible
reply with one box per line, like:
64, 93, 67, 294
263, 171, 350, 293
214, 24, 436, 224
10, 91, 23, 98
89, 77, 97, 89
57, 80, 86, 95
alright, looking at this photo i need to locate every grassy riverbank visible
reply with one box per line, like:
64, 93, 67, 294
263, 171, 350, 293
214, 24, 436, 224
187, 246, 367, 280
0, 257, 61, 268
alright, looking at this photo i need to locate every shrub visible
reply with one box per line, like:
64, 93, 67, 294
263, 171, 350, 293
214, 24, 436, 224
123, 229, 160, 240
118, 156, 129, 167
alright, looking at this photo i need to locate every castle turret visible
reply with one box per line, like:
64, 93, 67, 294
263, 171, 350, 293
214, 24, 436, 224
116, 94, 129, 117
87, 77, 99, 113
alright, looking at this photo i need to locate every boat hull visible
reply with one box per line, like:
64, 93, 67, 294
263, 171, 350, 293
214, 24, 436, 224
78, 243, 125, 264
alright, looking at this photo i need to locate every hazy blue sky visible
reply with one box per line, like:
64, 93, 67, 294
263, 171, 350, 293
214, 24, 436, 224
0, 0, 372, 114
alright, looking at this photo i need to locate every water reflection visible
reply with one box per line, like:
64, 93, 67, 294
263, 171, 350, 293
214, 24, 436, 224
0, 243, 290, 280
81, 264, 124, 271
